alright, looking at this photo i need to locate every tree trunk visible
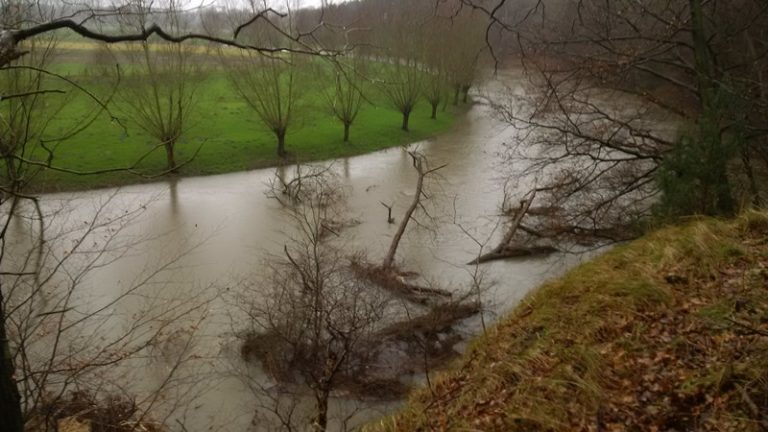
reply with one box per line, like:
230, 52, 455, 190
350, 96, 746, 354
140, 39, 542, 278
0, 31, 25, 69
690, 0, 734, 215
467, 192, 546, 265
343, 122, 350, 143
430, 102, 438, 120
0, 292, 24, 432
383, 157, 424, 269
713, 148, 735, 215
164, 141, 177, 173
462, 84, 470, 104
312, 386, 330, 432
401, 109, 411, 132
498, 191, 536, 248
690, 0, 715, 110
276, 129, 287, 159
453, 86, 460, 105
742, 148, 762, 208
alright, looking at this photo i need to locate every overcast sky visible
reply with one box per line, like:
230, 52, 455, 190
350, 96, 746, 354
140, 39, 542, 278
302, 0, 346, 7
284, 0, 346, 9
198, 0, 346, 11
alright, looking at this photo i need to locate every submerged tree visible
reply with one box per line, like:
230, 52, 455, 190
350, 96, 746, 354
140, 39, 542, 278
0, 1, 331, 429
382, 150, 446, 269
239, 175, 389, 431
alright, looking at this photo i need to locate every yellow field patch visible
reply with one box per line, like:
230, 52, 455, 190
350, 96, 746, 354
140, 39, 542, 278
54, 40, 262, 58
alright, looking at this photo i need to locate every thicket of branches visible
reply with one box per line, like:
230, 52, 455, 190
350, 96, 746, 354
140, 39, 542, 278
451, 0, 768, 251
12, 0, 766, 428
0, 1, 491, 430
241, 156, 483, 430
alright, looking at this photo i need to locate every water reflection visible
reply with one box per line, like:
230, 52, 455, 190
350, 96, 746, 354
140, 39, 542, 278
9, 76, 593, 431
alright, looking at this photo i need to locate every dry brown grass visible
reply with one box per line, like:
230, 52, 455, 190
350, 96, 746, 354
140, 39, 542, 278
365, 212, 768, 431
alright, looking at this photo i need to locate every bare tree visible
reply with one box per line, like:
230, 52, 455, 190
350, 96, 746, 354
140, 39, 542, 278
344, 149, 454, 307
228, 51, 302, 159
238, 177, 389, 431
422, 35, 449, 120
112, 0, 203, 173
372, 1, 429, 132
0, 1, 333, 429
319, 58, 365, 143
1, 191, 217, 432
382, 150, 446, 269
380, 58, 423, 132
245, 159, 484, 431
0, 1, 327, 71
452, 0, 768, 245
442, 9, 485, 106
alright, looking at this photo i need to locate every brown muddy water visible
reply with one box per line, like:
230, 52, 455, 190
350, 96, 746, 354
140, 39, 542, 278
4, 71, 605, 431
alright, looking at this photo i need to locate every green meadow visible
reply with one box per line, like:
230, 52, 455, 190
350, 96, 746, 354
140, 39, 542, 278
22, 47, 457, 192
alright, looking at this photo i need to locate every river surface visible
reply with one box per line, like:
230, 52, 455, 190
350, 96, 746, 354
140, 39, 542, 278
5, 71, 600, 431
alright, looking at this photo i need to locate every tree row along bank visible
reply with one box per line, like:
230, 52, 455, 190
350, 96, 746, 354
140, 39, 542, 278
14, 47, 462, 194
366, 212, 768, 431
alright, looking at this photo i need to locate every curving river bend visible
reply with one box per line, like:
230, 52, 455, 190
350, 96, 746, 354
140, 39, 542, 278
6, 71, 596, 431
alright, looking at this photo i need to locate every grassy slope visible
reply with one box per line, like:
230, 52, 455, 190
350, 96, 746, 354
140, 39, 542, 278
366, 213, 768, 431
26, 50, 456, 192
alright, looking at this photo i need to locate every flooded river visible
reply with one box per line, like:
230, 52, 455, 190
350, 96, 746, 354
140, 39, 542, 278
4, 72, 595, 431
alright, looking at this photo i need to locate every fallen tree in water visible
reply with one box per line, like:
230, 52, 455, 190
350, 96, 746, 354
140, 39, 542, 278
355, 149, 456, 304
375, 301, 481, 341
238, 165, 482, 429
469, 189, 559, 264
32, 391, 163, 432
381, 150, 446, 269
241, 300, 482, 400
349, 258, 452, 305
468, 244, 558, 264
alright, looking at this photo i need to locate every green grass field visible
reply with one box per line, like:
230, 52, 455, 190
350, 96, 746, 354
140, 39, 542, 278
18, 47, 457, 192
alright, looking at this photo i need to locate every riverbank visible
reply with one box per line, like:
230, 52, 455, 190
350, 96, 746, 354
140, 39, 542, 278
19, 50, 459, 193
366, 212, 768, 431
29, 104, 455, 193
